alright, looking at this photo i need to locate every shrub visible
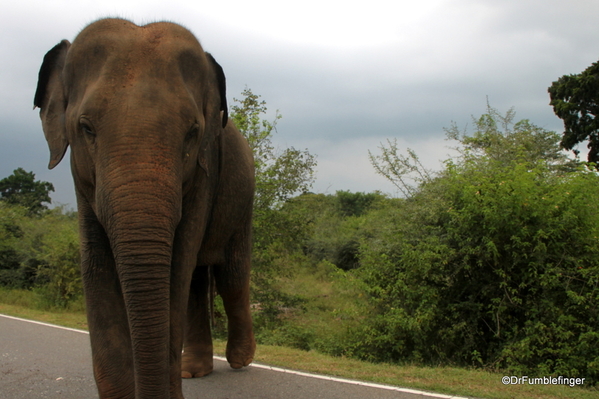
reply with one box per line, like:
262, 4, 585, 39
354, 160, 599, 384
0, 202, 81, 308
35, 219, 81, 308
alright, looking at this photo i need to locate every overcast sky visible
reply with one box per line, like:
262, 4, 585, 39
2, 0, 598, 207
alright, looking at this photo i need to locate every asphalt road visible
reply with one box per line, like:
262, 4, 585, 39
0, 314, 470, 399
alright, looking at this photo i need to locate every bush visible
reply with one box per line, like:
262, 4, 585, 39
296, 192, 388, 271
353, 159, 599, 384
0, 202, 81, 308
0, 204, 28, 288
34, 217, 81, 308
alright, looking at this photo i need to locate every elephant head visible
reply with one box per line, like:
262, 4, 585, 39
34, 19, 228, 171
34, 18, 238, 398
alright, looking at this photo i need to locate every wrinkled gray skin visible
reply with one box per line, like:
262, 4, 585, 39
34, 18, 255, 399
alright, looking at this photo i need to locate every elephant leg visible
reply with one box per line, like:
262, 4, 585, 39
181, 265, 214, 378
80, 218, 135, 398
214, 229, 255, 369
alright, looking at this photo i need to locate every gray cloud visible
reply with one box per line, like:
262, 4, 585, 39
2, 1, 598, 206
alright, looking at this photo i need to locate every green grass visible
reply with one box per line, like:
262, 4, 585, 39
254, 260, 369, 354
1, 287, 597, 399
0, 288, 88, 330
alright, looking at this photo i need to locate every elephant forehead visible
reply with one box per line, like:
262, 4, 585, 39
67, 18, 206, 83
73, 18, 203, 51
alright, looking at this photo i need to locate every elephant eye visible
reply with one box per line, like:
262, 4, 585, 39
185, 123, 200, 142
79, 117, 96, 137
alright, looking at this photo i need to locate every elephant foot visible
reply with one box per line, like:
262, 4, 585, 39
226, 336, 256, 369
181, 349, 213, 378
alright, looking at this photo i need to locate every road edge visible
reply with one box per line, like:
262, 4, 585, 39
0, 313, 470, 399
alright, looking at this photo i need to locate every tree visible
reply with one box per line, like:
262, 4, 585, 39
228, 87, 317, 326
0, 168, 54, 216
335, 190, 383, 218
446, 103, 572, 168
285, 191, 387, 271
549, 61, 599, 163
229, 87, 317, 253
34, 211, 81, 308
369, 142, 433, 197
230, 87, 317, 210
357, 105, 599, 382
370, 104, 574, 198
0, 202, 80, 295
0, 203, 26, 287
356, 157, 599, 381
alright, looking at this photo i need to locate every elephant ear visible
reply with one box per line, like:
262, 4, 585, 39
205, 52, 228, 128
34, 40, 70, 170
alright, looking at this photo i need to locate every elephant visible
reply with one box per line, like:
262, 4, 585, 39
34, 18, 256, 399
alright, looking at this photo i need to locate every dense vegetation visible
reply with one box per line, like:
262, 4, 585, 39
1, 92, 598, 387
0, 170, 80, 308
267, 106, 599, 383
356, 107, 599, 380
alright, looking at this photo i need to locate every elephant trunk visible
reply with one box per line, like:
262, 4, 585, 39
97, 168, 181, 398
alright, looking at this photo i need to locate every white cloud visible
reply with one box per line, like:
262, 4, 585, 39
187, 0, 447, 49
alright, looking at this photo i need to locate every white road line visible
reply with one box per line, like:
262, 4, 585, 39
0, 313, 89, 334
241, 360, 470, 399
0, 313, 470, 399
